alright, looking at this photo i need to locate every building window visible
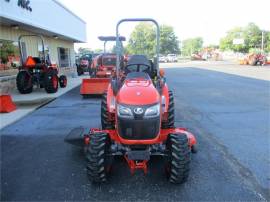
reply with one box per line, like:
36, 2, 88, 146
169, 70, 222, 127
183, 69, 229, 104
0, 39, 20, 71
57, 47, 70, 67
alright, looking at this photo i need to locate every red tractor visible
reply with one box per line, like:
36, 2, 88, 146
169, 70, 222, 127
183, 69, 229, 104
90, 53, 117, 78
66, 18, 197, 183
247, 53, 267, 66
80, 36, 125, 96
16, 35, 67, 94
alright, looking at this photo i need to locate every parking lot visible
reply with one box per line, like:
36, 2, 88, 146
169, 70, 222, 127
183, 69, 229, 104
1, 61, 269, 201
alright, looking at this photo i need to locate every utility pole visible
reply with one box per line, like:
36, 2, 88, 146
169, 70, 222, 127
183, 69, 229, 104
261, 31, 264, 52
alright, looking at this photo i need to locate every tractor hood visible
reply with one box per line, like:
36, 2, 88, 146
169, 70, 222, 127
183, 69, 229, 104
117, 78, 160, 105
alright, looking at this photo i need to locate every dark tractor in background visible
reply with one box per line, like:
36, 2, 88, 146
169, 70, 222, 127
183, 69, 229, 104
77, 54, 94, 76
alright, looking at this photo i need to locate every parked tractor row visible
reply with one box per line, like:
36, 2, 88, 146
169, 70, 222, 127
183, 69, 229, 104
80, 36, 125, 96
14, 19, 197, 185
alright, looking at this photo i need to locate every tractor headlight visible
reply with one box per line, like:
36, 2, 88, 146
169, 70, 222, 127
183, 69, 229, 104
144, 104, 160, 118
117, 104, 133, 118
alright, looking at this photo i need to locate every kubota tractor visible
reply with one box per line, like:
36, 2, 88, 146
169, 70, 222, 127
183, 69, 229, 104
90, 53, 117, 78
77, 53, 92, 76
66, 18, 197, 184
239, 53, 267, 66
80, 36, 125, 96
16, 35, 67, 94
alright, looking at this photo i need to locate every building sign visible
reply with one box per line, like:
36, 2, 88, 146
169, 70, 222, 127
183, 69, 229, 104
233, 39, 244, 45
18, 0, 32, 12
3, 0, 32, 12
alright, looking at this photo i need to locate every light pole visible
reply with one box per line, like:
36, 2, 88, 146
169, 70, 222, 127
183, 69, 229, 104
261, 31, 264, 52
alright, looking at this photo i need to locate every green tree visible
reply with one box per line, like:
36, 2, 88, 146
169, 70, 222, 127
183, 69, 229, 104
77, 47, 93, 56
93, 48, 103, 53
126, 23, 180, 57
182, 37, 203, 56
160, 25, 180, 55
243, 23, 262, 50
219, 23, 266, 53
112, 44, 128, 54
219, 27, 246, 52
0, 41, 17, 63
126, 23, 155, 57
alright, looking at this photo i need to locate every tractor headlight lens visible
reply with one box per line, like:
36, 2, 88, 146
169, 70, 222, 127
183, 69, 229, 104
144, 104, 160, 118
117, 104, 133, 118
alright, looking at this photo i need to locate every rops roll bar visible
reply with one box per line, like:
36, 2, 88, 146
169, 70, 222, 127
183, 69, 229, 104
115, 18, 160, 79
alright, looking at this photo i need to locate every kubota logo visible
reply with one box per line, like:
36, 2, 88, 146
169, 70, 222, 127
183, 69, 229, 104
134, 107, 144, 115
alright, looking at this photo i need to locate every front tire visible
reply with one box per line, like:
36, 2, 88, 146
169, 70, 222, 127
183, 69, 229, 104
86, 133, 112, 183
77, 66, 83, 76
249, 58, 257, 66
16, 71, 33, 94
165, 133, 191, 184
91, 68, 97, 78
44, 70, 58, 93
59, 75, 67, 88
101, 92, 115, 129
162, 90, 175, 128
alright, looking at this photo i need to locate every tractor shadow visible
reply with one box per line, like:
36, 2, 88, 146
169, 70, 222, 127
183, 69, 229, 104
70, 148, 199, 201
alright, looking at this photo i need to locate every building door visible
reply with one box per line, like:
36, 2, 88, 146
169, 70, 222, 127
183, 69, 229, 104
57, 47, 70, 67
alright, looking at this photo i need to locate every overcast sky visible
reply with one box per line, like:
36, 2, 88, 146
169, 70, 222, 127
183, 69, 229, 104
59, 0, 269, 51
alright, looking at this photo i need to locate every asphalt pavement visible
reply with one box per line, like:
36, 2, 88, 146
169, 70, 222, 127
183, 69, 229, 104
1, 66, 269, 201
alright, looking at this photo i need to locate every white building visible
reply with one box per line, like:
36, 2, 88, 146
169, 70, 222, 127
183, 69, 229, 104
0, 0, 86, 70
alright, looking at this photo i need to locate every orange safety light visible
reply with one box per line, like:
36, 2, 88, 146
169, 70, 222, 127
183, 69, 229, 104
25, 56, 36, 66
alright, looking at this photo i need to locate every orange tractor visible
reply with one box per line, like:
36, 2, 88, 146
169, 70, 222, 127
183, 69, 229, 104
66, 18, 197, 184
239, 53, 267, 66
80, 36, 125, 97
16, 35, 67, 94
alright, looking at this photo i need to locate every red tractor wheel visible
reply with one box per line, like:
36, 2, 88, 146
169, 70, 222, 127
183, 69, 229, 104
101, 92, 115, 129
162, 90, 175, 128
45, 70, 58, 93
165, 134, 191, 184
86, 133, 112, 183
59, 75, 67, 88
16, 71, 33, 94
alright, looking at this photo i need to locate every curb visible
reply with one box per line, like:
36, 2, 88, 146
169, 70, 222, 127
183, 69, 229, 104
14, 97, 54, 106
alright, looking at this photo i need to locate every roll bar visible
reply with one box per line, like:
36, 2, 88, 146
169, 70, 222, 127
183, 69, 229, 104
18, 34, 45, 64
115, 18, 160, 79
98, 36, 126, 53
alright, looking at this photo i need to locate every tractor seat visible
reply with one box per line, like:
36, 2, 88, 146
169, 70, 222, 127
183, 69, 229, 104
125, 72, 151, 80
33, 57, 42, 64
125, 55, 152, 76
127, 55, 151, 67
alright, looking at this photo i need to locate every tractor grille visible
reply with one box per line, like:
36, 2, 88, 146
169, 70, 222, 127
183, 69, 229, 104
117, 116, 160, 140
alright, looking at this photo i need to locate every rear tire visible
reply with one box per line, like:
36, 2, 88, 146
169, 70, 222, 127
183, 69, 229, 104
44, 70, 58, 93
86, 133, 112, 183
101, 92, 115, 129
162, 90, 175, 128
91, 68, 97, 78
59, 75, 67, 88
16, 71, 33, 94
166, 133, 191, 184
249, 58, 257, 66
77, 65, 84, 76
